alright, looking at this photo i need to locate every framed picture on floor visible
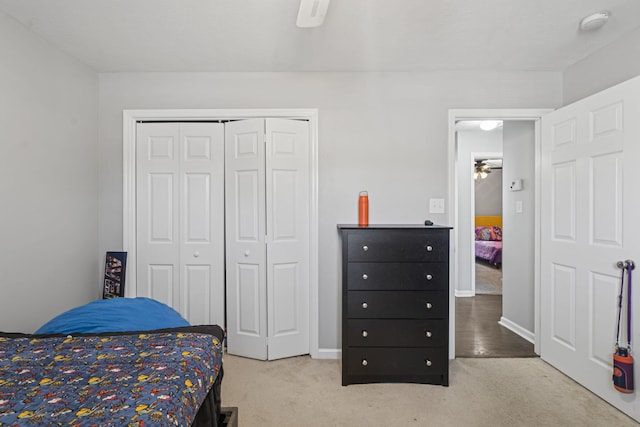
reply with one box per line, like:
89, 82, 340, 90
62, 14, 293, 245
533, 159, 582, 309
102, 251, 127, 299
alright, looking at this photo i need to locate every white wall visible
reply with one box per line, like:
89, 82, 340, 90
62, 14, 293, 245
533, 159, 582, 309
475, 169, 502, 216
501, 121, 535, 335
0, 12, 99, 332
456, 129, 502, 296
563, 26, 640, 105
98, 71, 562, 350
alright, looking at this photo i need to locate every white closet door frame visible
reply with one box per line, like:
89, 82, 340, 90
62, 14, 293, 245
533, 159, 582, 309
122, 109, 321, 358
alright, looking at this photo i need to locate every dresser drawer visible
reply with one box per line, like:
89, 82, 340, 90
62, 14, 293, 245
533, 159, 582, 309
347, 291, 447, 318
347, 319, 447, 347
346, 347, 447, 376
347, 262, 448, 291
347, 229, 448, 262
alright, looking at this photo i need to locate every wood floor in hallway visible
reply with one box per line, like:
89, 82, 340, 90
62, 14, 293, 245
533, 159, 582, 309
456, 294, 536, 358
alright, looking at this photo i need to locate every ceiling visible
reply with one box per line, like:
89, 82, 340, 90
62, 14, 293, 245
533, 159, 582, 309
1, 0, 639, 73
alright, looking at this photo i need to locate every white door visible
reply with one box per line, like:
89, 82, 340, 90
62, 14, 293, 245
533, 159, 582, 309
265, 118, 310, 359
225, 119, 268, 359
136, 122, 225, 326
541, 76, 640, 421
225, 118, 310, 360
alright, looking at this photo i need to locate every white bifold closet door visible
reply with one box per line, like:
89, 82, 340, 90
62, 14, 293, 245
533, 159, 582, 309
136, 122, 225, 327
225, 118, 310, 360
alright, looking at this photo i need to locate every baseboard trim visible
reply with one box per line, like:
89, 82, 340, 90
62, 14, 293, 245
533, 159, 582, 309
314, 348, 341, 360
455, 290, 475, 297
499, 316, 535, 343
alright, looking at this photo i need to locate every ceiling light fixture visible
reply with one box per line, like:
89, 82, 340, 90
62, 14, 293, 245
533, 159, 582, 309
579, 11, 610, 31
297, 0, 330, 28
479, 120, 500, 131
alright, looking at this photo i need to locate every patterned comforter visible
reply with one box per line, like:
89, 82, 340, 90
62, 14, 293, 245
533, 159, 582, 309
475, 240, 502, 265
0, 330, 223, 426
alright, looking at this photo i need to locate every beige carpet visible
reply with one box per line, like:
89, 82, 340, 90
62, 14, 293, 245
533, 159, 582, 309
220, 354, 637, 427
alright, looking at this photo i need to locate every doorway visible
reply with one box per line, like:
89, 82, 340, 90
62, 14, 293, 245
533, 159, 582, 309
473, 156, 503, 296
472, 151, 504, 296
455, 120, 533, 357
447, 109, 552, 359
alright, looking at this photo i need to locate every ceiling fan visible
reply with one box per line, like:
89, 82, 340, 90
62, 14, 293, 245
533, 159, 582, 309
474, 158, 502, 180
474, 160, 491, 180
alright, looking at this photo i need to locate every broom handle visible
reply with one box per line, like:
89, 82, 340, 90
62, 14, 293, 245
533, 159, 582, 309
627, 260, 634, 349
616, 263, 625, 347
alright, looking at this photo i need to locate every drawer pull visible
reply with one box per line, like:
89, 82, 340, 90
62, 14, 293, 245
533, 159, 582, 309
425, 359, 432, 367
362, 302, 368, 309
425, 245, 433, 252
362, 245, 369, 252
425, 274, 433, 281
362, 274, 368, 280
362, 330, 368, 338
362, 359, 368, 367
425, 330, 432, 338
425, 302, 433, 309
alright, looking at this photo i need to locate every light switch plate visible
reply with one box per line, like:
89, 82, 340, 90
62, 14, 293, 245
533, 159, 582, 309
515, 200, 523, 213
429, 198, 445, 214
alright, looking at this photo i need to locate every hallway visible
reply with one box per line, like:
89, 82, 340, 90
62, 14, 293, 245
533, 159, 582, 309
456, 294, 536, 358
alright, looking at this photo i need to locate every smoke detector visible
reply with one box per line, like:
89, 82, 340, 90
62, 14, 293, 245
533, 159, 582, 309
297, 0, 330, 28
579, 11, 610, 31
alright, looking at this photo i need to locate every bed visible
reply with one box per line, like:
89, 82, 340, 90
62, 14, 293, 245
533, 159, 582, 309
475, 216, 502, 267
0, 298, 225, 427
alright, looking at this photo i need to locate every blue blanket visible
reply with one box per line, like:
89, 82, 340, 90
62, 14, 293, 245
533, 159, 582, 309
35, 297, 189, 335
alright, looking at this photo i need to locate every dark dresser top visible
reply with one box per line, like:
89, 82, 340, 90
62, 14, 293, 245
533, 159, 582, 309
337, 224, 452, 230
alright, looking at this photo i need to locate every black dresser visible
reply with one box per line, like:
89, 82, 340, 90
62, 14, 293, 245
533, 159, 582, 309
338, 224, 452, 386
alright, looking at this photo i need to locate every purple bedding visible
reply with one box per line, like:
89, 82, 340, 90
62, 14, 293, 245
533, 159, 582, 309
475, 240, 502, 265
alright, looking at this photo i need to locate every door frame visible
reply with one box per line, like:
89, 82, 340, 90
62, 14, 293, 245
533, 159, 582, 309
447, 109, 552, 358
122, 108, 320, 358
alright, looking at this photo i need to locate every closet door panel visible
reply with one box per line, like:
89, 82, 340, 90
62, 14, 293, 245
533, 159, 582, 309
266, 118, 310, 360
183, 265, 211, 325
271, 170, 297, 239
271, 263, 298, 334
180, 123, 225, 326
225, 119, 268, 360
137, 122, 224, 326
237, 264, 261, 335
183, 173, 210, 242
147, 264, 174, 307
137, 123, 180, 309
236, 170, 261, 240
148, 173, 174, 241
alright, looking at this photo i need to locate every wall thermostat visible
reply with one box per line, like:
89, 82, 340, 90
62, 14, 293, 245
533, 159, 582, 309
510, 179, 523, 191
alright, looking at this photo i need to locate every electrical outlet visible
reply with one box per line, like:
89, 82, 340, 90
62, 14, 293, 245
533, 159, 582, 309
515, 200, 523, 213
